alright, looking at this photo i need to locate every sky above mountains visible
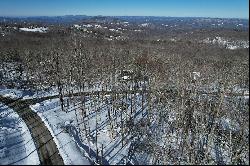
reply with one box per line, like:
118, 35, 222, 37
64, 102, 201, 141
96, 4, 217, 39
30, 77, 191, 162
0, 0, 248, 19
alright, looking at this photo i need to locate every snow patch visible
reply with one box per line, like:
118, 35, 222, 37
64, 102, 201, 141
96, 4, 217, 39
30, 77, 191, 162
203, 37, 249, 50
19, 27, 48, 33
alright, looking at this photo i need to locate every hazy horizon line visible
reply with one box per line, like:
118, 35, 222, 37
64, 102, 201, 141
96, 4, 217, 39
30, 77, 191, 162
0, 14, 248, 20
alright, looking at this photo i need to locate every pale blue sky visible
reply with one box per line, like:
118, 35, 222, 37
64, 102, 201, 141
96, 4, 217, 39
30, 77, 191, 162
0, 0, 249, 18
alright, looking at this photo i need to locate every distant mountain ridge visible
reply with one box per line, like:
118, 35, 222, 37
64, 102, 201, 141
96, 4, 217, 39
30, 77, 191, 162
0, 15, 248, 30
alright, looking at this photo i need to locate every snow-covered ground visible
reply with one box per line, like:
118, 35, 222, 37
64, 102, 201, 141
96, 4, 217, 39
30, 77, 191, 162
29, 92, 146, 165
0, 87, 24, 99
140, 23, 150, 27
0, 85, 59, 100
0, 103, 40, 165
203, 36, 249, 50
30, 99, 90, 165
19, 27, 48, 33
0, 62, 248, 165
1, 79, 248, 165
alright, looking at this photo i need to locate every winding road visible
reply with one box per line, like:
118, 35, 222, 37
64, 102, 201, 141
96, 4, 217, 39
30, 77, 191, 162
0, 96, 64, 165
0, 94, 110, 165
